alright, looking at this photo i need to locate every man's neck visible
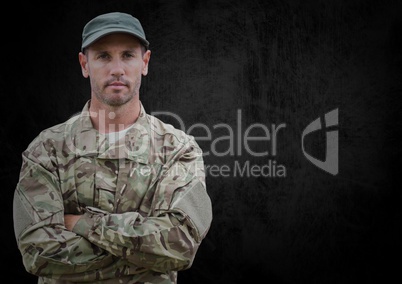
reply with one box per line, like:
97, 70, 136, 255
88, 98, 141, 134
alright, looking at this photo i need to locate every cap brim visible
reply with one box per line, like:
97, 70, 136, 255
81, 28, 150, 50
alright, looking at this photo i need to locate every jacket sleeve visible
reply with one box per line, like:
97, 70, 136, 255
13, 137, 119, 280
72, 137, 213, 273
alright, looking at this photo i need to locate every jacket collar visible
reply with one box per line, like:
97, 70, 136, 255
69, 100, 150, 163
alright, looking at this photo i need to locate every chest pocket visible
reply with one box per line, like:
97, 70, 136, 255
71, 158, 162, 214
106, 160, 161, 214
70, 157, 118, 213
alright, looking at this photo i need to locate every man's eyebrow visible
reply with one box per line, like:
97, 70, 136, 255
122, 48, 138, 53
91, 49, 109, 54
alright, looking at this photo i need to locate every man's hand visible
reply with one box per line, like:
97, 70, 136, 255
64, 214, 82, 231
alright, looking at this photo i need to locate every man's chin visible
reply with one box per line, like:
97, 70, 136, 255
102, 95, 133, 107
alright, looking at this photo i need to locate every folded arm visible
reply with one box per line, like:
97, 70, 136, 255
13, 138, 212, 280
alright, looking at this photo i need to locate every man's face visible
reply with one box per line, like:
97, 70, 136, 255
80, 33, 150, 107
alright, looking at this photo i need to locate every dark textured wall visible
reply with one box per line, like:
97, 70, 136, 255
2, 0, 401, 282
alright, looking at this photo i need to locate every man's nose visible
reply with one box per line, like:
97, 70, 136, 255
110, 59, 125, 77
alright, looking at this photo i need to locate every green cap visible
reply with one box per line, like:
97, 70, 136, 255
81, 12, 149, 51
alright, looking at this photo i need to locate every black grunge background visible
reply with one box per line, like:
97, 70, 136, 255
2, 0, 401, 282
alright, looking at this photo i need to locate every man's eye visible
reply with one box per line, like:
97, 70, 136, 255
123, 53, 135, 58
97, 54, 109, 59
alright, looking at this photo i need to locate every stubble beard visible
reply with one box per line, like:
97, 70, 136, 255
92, 76, 142, 107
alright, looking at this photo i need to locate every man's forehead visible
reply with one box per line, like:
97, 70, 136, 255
88, 33, 142, 50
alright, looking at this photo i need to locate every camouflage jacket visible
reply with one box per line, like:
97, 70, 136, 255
13, 101, 213, 284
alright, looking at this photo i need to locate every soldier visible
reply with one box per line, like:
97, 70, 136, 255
13, 12, 212, 284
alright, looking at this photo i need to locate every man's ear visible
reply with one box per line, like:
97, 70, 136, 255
142, 50, 151, 76
79, 52, 89, 78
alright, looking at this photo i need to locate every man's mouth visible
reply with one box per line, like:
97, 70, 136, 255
109, 82, 126, 86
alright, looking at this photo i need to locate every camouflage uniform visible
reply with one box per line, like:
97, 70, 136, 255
13, 101, 213, 284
